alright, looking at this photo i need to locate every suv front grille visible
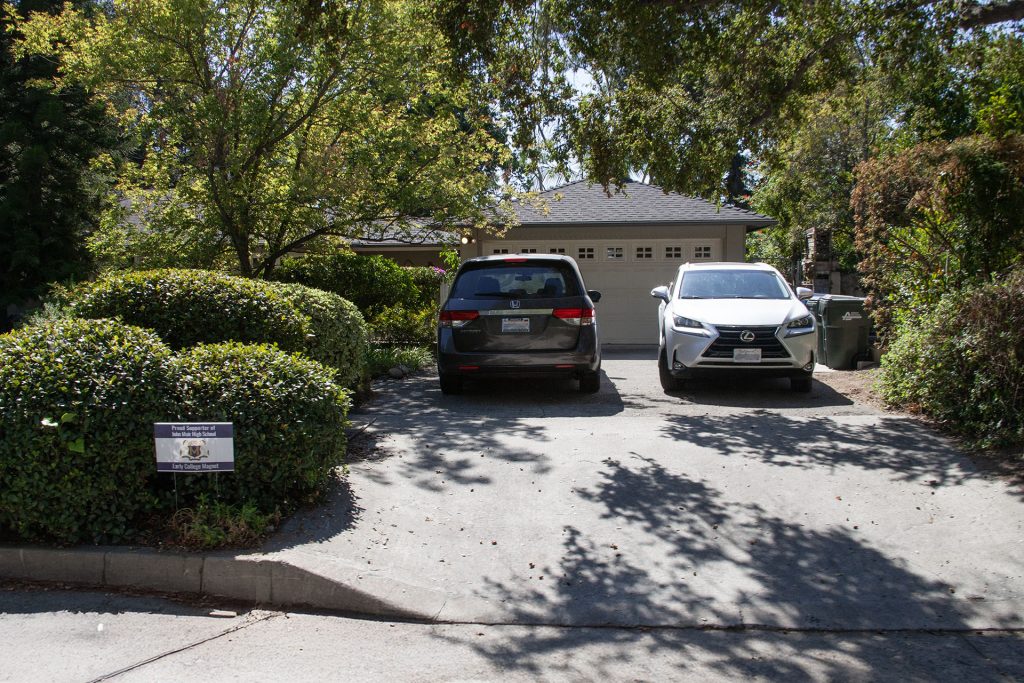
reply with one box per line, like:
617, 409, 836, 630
703, 325, 790, 359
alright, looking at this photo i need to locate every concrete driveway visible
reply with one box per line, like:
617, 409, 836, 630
265, 349, 1024, 633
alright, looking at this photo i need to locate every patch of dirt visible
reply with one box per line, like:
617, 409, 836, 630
814, 366, 891, 412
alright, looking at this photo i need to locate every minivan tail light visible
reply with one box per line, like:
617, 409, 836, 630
439, 310, 480, 328
553, 307, 595, 326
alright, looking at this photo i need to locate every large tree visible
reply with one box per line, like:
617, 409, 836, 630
0, 0, 116, 319
19, 0, 511, 277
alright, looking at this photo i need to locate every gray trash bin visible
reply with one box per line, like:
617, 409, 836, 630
813, 295, 871, 370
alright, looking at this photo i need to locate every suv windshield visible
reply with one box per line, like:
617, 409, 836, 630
451, 262, 581, 299
678, 270, 790, 300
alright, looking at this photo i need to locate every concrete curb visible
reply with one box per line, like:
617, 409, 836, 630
0, 545, 439, 621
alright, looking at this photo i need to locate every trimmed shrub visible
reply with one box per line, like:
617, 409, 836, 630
273, 251, 418, 317
273, 282, 368, 389
880, 267, 1024, 449
0, 319, 176, 543
61, 269, 309, 352
166, 343, 350, 511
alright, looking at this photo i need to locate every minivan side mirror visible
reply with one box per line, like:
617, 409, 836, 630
796, 287, 813, 300
587, 290, 602, 303
651, 285, 670, 303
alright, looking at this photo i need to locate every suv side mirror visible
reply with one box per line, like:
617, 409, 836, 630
796, 287, 813, 300
651, 285, 670, 303
587, 290, 602, 303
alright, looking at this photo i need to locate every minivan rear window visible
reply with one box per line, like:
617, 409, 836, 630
451, 262, 581, 299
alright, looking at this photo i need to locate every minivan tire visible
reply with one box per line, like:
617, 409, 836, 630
579, 370, 600, 393
439, 374, 464, 395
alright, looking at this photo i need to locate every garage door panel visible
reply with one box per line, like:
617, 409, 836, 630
477, 239, 721, 344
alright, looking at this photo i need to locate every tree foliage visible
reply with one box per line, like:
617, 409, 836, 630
18, 0, 512, 277
431, 0, 1024, 196
852, 134, 1024, 337
0, 1, 116, 318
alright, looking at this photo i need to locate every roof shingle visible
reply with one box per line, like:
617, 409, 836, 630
514, 180, 775, 227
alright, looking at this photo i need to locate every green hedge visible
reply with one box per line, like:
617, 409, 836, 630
166, 343, 350, 510
60, 269, 368, 388
0, 319, 176, 542
273, 282, 368, 389
880, 267, 1024, 449
273, 251, 418, 317
62, 269, 309, 352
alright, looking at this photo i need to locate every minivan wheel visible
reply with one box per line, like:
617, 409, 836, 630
790, 375, 813, 393
439, 374, 463, 395
579, 370, 600, 393
659, 347, 682, 392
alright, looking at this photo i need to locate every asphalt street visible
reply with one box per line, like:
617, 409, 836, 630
1, 587, 1022, 682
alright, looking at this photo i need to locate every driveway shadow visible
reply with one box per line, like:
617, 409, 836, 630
662, 376, 855, 409
660, 413, 980, 487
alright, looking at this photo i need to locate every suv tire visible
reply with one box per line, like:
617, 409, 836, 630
790, 375, 813, 393
659, 347, 682, 392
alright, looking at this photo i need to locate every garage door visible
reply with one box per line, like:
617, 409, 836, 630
480, 240, 722, 344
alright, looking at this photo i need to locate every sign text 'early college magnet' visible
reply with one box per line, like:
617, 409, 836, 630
154, 423, 234, 472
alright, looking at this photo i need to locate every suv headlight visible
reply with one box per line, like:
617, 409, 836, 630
672, 314, 707, 335
785, 315, 815, 337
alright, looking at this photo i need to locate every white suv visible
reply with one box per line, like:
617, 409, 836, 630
651, 262, 817, 392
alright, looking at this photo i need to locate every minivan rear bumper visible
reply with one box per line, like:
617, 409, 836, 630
437, 328, 600, 377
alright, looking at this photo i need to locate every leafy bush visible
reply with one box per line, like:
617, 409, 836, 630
406, 266, 446, 308
167, 343, 350, 511
880, 268, 1024, 449
61, 268, 308, 352
0, 319, 176, 543
272, 282, 368, 389
366, 345, 434, 378
369, 304, 436, 345
272, 250, 418, 317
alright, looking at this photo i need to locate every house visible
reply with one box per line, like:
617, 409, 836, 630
346, 180, 776, 344
460, 180, 776, 345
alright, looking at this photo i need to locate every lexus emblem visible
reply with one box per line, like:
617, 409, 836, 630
740, 330, 756, 343
510, 299, 521, 309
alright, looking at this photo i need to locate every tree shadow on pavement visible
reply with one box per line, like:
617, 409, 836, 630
440, 451, 1010, 680
346, 370, 626, 491
661, 413, 985, 489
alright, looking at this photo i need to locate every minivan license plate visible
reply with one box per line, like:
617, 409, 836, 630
733, 348, 762, 363
501, 317, 530, 333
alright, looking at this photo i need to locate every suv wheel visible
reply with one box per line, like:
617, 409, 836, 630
439, 374, 463, 395
790, 375, 813, 393
579, 370, 600, 393
659, 347, 682, 392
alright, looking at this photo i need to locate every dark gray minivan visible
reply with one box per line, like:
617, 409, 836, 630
437, 254, 602, 394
